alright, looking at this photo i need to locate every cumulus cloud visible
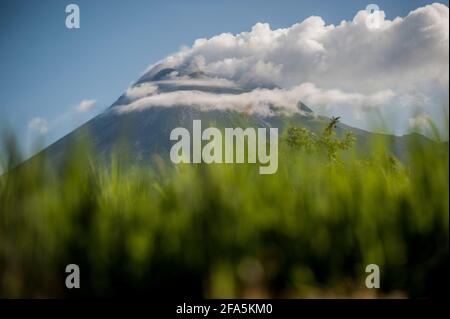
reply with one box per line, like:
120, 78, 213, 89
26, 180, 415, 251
154, 3, 448, 90
28, 117, 48, 135
121, 3, 449, 134
75, 99, 97, 113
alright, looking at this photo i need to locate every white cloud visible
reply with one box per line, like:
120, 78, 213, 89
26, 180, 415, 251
127, 3, 448, 133
148, 4, 448, 89
118, 82, 396, 118
28, 117, 48, 135
28, 98, 98, 138
75, 99, 97, 113
125, 83, 159, 101
120, 87, 300, 116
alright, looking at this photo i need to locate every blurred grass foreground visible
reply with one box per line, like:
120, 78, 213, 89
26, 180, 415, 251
0, 119, 448, 298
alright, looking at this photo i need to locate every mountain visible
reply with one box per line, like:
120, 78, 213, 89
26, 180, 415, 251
36, 66, 435, 168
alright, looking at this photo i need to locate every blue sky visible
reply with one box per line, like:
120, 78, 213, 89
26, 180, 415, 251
1, 0, 448, 153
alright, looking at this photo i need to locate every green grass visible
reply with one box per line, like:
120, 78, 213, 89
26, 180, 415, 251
0, 123, 448, 298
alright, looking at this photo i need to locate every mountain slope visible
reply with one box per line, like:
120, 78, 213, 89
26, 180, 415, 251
36, 67, 435, 168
